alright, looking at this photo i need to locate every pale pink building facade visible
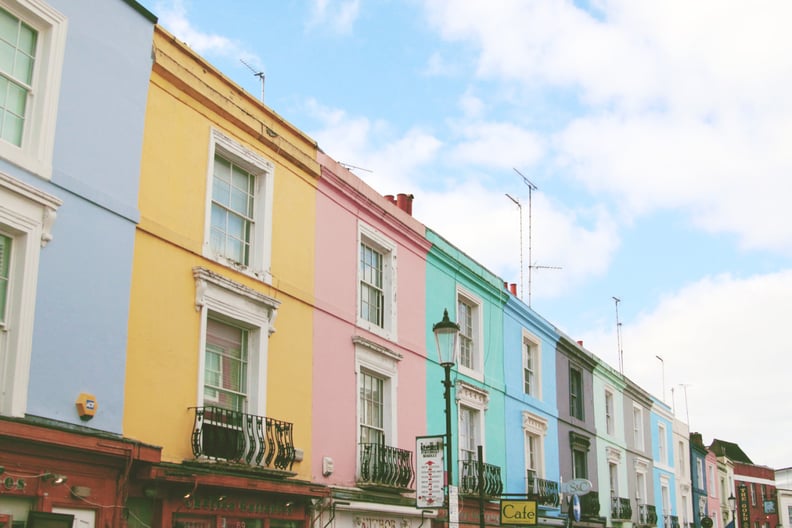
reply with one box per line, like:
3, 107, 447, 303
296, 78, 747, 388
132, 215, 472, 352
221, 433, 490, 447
311, 151, 432, 528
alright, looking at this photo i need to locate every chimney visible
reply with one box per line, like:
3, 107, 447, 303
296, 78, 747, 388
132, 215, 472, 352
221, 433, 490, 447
384, 194, 396, 205
509, 283, 517, 295
577, 340, 584, 347
396, 193, 414, 215
690, 432, 704, 447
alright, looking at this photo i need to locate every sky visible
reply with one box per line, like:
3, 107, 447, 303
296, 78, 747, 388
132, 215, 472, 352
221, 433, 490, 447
145, 0, 791, 470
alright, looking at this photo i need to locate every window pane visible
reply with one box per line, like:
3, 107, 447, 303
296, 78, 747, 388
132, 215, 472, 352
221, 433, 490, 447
211, 156, 255, 266
2, 109, 22, 145
0, 234, 10, 324
204, 319, 248, 412
0, 41, 14, 74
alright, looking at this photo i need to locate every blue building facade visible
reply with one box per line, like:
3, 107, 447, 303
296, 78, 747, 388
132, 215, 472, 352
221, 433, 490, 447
503, 292, 563, 524
0, 1, 157, 525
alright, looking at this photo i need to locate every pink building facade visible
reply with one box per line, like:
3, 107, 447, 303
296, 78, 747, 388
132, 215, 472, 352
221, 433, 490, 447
311, 152, 432, 528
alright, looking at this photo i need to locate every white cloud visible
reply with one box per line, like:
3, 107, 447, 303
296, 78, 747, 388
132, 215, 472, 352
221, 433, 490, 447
155, 0, 263, 69
421, 0, 792, 256
449, 121, 544, 170
307, 0, 361, 35
580, 270, 792, 469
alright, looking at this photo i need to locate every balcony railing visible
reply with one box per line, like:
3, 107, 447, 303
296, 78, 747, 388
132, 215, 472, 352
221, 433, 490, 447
670, 515, 680, 528
580, 491, 601, 517
526, 471, 560, 507
191, 406, 295, 471
460, 458, 504, 497
611, 497, 633, 520
358, 442, 415, 490
638, 504, 658, 526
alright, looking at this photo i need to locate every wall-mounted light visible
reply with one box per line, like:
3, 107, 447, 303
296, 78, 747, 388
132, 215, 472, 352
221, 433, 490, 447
42, 473, 68, 485
183, 480, 198, 500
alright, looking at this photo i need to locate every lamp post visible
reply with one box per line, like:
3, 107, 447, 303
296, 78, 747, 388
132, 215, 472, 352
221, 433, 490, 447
728, 494, 737, 528
433, 309, 460, 514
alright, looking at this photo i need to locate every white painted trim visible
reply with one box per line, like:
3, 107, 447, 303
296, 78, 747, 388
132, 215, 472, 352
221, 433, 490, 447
193, 266, 279, 416
0, 0, 67, 180
356, 221, 398, 341
0, 171, 60, 417
202, 128, 274, 284
456, 284, 483, 381
522, 329, 542, 400
354, 335, 400, 448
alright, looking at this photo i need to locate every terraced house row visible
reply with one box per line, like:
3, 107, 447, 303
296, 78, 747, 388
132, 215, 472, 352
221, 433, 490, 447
0, 2, 782, 528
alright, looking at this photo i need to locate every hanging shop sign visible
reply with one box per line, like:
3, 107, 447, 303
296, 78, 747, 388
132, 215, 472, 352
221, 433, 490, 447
500, 500, 538, 525
416, 435, 445, 508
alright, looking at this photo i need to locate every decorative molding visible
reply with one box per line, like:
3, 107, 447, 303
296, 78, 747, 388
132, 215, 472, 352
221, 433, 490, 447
522, 411, 548, 436
352, 335, 402, 362
634, 457, 651, 472
569, 431, 591, 451
606, 446, 623, 464
192, 266, 280, 334
456, 381, 489, 410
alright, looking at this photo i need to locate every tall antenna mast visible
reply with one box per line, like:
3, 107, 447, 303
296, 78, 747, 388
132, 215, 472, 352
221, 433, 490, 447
505, 194, 523, 299
613, 296, 624, 374
514, 168, 560, 307
240, 58, 265, 102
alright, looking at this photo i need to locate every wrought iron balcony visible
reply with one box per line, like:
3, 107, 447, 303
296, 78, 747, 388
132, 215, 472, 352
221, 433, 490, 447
581, 490, 601, 517
671, 515, 680, 528
191, 406, 295, 471
526, 470, 560, 507
611, 496, 633, 520
638, 504, 658, 526
358, 442, 415, 490
460, 458, 504, 497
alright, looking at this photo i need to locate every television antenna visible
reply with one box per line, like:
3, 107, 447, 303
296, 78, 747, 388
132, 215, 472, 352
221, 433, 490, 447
513, 168, 560, 307
505, 194, 523, 299
240, 58, 265, 102
613, 296, 624, 374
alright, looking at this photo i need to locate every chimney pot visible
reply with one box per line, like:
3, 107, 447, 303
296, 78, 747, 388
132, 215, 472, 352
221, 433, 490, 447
396, 193, 414, 215
509, 283, 517, 295
577, 340, 583, 347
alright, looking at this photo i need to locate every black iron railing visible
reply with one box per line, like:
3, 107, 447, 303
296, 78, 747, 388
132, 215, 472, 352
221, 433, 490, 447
526, 471, 560, 507
671, 515, 680, 528
612, 497, 633, 520
460, 458, 504, 497
638, 504, 658, 526
581, 490, 601, 517
191, 406, 295, 470
358, 442, 415, 489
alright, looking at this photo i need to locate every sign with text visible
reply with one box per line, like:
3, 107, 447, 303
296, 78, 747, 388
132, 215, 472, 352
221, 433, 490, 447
416, 435, 445, 508
500, 500, 538, 525
560, 478, 592, 496
738, 485, 750, 528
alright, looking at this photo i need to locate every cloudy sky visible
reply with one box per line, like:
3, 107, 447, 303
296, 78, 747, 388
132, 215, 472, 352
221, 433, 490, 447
148, 0, 791, 469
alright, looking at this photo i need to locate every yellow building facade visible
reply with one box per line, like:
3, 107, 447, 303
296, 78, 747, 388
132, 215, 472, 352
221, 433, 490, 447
124, 26, 327, 527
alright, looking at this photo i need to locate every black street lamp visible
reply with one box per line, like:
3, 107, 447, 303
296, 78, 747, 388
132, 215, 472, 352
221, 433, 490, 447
433, 309, 460, 511
728, 494, 737, 528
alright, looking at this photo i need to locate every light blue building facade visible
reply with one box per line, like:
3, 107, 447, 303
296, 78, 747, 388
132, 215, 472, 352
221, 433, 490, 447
503, 292, 563, 524
652, 399, 679, 528
0, 0, 155, 429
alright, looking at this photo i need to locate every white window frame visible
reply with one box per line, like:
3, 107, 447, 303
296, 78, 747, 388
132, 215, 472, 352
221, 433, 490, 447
457, 381, 488, 462
203, 129, 274, 283
633, 404, 644, 450
658, 423, 667, 465
523, 411, 547, 488
522, 330, 541, 399
696, 459, 704, 489
0, 0, 66, 180
356, 222, 397, 340
354, 335, 400, 449
605, 388, 615, 435
709, 464, 717, 498
636, 467, 648, 504
0, 171, 59, 416
193, 266, 279, 416
661, 477, 671, 520
456, 286, 483, 378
